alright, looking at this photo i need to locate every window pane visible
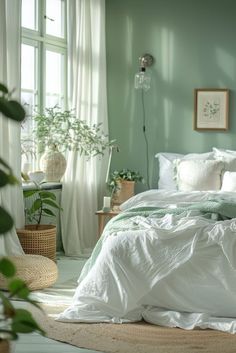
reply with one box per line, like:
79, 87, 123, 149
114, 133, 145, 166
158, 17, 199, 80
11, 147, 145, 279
21, 44, 36, 90
22, 0, 37, 30
46, 0, 65, 38
21, 91, 37, 172
46, 50, 64, 107
21, 43, 38, 172
21, 91, 35, 118
46, 94, 61, 108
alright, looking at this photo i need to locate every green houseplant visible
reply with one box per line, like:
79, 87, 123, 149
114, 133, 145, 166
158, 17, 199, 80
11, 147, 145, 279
17, 184, 62, 262
23, 186, 61, 227
31, 106, 114, 182
108, 169, 144, 205
34, 106, 112, 156
0, 83, 44, 350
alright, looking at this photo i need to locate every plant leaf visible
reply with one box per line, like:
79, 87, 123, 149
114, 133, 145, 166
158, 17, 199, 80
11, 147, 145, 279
0, 206, 14, 234
0, 258, 16, 277
11, 309, 45, 335
0, 97, 25, 121
39, 191, 56, 200
0, 83, 8, 94
0, 157, 11, 171
42, 208, 56, 216
30, 199, 42, 213
0, 170, 10, 187
0, 291, 16, 318
23, 190, 38, 198
8, 278, 30, 299
43, 199, 61, 210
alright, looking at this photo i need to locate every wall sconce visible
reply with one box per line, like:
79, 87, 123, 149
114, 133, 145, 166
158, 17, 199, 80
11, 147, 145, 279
134, 53, 154, 91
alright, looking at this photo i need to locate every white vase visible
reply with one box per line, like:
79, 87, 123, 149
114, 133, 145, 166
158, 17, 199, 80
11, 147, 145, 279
40, 145, 66, 182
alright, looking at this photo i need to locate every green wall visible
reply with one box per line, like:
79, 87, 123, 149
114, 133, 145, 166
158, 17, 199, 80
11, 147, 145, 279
106, 0, 236, 190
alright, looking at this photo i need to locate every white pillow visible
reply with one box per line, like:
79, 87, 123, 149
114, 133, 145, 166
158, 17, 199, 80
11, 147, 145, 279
221, 171, 236, 191
213, 147, 236, 171
155, 152, 214, 190
155, 152, 183, 190
213, 147, 236, 156
176, 160, 224, 191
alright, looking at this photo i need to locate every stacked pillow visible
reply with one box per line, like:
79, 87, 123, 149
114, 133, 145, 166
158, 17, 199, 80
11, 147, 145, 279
212, 147, 236, 191
174, 159, 223, 191
155, 151, 219, 191
155, 148, 236, 191
155, 152, 183, 190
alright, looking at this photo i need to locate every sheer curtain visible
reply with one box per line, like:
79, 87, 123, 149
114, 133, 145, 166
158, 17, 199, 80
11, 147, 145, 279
0, 0, 24, 255
61, 0, 108, 256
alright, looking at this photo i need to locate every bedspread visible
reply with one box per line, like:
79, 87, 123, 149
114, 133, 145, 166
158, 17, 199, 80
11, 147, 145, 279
58, 190, 236, 333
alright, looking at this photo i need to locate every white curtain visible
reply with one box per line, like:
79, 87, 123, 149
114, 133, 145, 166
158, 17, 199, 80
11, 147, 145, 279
0, 0, 24, 255
61, 0, 109, 256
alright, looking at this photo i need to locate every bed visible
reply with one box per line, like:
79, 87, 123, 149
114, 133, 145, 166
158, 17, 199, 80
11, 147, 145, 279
58, 148, 236, 334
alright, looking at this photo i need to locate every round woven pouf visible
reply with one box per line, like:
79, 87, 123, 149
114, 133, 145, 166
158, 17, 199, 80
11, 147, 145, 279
0, 255, 58, 291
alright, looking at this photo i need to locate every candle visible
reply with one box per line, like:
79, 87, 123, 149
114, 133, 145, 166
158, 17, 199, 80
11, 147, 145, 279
103, 196, 111, 211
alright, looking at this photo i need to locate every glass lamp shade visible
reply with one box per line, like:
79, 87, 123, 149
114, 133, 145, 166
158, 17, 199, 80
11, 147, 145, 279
134, 68, 151, 91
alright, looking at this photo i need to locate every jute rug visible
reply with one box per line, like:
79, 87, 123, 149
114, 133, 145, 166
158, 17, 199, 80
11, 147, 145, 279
32, 305, 236, 353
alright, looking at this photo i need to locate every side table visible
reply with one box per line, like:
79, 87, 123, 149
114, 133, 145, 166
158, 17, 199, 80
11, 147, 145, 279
95, 209, 120, 237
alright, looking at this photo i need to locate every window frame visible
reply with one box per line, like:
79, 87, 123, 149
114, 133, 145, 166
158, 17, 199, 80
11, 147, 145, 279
21, 0, 67, 168
21, 0, 67, 114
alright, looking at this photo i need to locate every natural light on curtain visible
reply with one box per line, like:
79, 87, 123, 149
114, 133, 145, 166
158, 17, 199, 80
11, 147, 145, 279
0, 0, 24, 255
60, 0, 109, 256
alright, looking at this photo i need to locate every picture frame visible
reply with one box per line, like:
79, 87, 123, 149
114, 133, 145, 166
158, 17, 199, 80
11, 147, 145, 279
194, 89, 229, 131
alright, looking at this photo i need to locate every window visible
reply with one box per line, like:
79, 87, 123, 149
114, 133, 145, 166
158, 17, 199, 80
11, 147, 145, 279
21, 0, 67, 170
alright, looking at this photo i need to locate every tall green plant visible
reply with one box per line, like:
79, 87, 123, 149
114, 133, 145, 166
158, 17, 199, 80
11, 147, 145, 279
33, 106, 114, 155
0, 83, 44, 341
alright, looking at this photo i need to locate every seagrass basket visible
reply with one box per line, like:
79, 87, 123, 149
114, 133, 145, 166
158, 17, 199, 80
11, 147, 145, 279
17, 225, 57, 262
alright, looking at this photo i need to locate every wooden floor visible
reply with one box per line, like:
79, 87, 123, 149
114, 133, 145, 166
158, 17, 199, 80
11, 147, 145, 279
14, 255, 103, 353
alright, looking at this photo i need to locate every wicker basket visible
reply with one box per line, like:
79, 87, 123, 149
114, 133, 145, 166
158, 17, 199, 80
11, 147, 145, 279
17, 225, 57, 262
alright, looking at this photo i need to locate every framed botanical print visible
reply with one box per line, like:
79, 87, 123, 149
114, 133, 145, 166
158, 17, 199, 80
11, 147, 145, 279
194, 89, 229, 131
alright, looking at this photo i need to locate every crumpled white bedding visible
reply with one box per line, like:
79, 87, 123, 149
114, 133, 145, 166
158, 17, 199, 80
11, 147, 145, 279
58, 190, 236, 333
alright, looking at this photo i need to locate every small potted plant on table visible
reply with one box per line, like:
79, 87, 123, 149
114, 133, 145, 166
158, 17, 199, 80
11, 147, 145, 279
108, 169, 144, 206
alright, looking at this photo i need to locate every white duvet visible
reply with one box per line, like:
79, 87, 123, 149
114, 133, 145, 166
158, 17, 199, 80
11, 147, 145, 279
58, 190, 236, 333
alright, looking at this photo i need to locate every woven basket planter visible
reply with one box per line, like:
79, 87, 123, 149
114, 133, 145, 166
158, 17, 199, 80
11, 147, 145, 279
17, 225, 57, 262
112, 180, 135, 206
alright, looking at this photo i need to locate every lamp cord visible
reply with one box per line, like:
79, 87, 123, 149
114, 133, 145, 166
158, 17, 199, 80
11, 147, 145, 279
141, 88, 151, 189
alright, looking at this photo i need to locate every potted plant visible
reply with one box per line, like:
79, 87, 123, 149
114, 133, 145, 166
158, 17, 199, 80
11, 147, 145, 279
108, 169, 144, 206
0, 83, 44, 352
30, 106, 114, 182
17, 184, 61, 262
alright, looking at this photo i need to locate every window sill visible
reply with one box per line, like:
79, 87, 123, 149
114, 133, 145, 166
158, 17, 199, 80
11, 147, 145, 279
22, 182, 62, 191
